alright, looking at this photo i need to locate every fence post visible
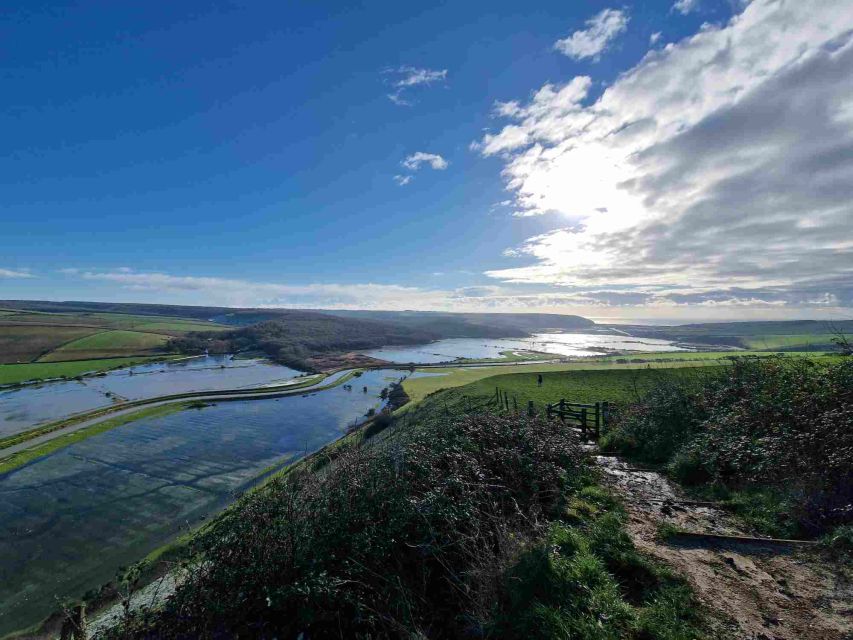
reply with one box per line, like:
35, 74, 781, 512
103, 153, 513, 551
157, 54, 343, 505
495, 387, 500, 402
527, 400, 534, 417
513, 396, 518, 413
505, 392, 510, 411
594, 402, 601, 435
558, 399, 565, 422
581, 408, 587, 440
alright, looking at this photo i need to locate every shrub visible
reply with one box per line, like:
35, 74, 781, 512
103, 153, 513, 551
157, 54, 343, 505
106, 413, 588, 638
604, 357, 853, 536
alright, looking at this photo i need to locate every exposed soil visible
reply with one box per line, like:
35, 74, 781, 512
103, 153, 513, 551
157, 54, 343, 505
596, 454, 853, 640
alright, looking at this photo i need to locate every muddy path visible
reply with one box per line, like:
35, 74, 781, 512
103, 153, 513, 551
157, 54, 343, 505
595, 454, 853, 640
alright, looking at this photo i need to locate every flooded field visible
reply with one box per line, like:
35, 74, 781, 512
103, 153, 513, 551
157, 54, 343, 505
364, 332, 688, 364
0, 355, 301, 438
0, 368, 405, 635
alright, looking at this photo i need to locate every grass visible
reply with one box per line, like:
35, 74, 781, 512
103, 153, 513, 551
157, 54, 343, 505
402, 366, 722, 425
0, 325, 103, 364
131, 320, 229, 334
402, 359, 725, 406
0, 309, 230, 364
454, 349, 558, 364
0, 356, 171, 386
741, 333, 836, 350
38, 330, 171, 361
0, 403, 188, 476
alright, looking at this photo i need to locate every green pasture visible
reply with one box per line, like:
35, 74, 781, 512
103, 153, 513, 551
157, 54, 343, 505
133, 320, 229, 334
402, 359, 725, 405
0, 356, 170, 386
38, 330, 170, 361
415, 366, 721, 416
741, 333, 836, 350
0, 325, 102, 364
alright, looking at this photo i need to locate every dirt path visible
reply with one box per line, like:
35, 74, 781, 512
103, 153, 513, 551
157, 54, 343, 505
596, 455, 853, 640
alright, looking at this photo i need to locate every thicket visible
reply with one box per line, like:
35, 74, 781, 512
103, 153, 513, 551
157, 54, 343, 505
103, 411, 705, 639
601, 357, 852, 537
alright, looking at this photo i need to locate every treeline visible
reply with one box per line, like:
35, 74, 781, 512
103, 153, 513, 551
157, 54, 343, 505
602, 356, 852, 539
169, 315, 438, 371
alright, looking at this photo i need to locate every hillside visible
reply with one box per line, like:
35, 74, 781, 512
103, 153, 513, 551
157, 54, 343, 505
608, 320, 853, 351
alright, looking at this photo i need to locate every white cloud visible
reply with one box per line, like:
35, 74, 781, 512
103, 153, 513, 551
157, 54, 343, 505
672, 0, 701, 15
0, 268, 34, 278
554, 8, 629, 61
402, 152, 448, 171
393, 174, 413, 186
384, 65, 447, 105
650, 31, 662, 44
476, 0, 853, 312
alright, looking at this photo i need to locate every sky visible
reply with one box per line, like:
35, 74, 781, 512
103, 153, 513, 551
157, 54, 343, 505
2, 0, 852, 322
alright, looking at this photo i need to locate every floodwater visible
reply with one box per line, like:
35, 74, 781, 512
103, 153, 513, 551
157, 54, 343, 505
0, 368, 407, 635
0, 355, 302, 438
363, 332, 688, 364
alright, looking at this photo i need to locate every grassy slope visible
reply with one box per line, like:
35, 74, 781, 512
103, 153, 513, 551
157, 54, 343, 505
0, 325, 103, 363
38, 330, 170, 361
0, 309, 230, 364
403, 359, 725, 405
741, 333, 836, 350
407, 366, 720, 418
0, 356, 170, 385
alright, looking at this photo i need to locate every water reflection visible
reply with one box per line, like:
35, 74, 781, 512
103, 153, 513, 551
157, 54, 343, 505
0, 369, 406, 634
363, 332, 688, 364
0, 356, 301, 438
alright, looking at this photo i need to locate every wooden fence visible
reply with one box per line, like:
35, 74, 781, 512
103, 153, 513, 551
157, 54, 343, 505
490, 387, 610, 441
545, 399, 610, 441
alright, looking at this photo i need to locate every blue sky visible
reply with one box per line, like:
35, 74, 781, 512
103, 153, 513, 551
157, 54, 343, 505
2, 1, 851, 321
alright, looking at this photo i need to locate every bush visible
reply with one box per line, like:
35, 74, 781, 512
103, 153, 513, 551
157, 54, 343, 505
604, 357, 853, 536
106, 413, 589, 638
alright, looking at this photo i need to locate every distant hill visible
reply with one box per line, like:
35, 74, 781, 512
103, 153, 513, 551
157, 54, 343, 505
609, 319, 853, 351
320, 310, 594, 338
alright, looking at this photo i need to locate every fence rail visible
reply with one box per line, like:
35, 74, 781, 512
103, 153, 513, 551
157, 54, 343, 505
545, 399, 610, 441
490, 386, 610, 442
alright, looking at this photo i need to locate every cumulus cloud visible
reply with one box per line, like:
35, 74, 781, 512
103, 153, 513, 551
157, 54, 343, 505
0, 268, 34, 278
384, 65, 447, 105
402, 152, 449, 171
650, 31, 662, 45
477, 0, 853, 312
554, 8, 629, 61
672, 0, 701, 15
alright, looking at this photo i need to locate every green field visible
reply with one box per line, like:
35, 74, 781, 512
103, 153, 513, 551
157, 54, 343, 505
0, 356, 170, 386
741, 333, 836, 350
0, 307, 230, 364
410, 366, 720, 417
403, 359, 725, 405
38, 330, 170, 361
131, 320, 228, 334
0, 325, 102, 364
